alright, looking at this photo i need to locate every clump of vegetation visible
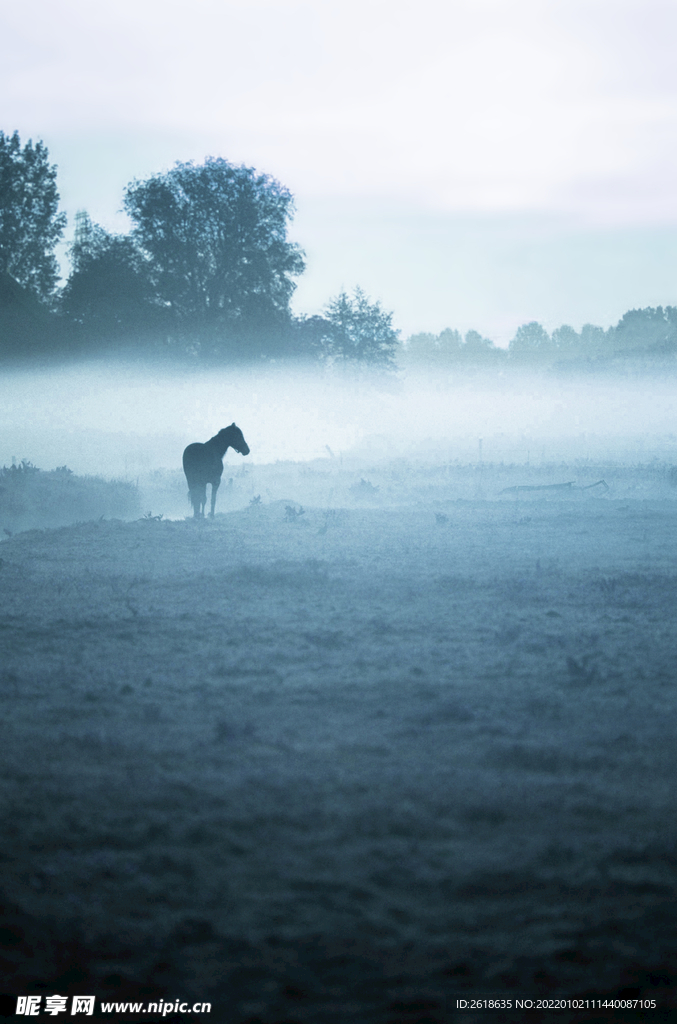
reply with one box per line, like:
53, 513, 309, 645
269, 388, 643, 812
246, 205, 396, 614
0, 461, 140, 533
350, 478, 380, 498
285, 504, 305, 522
1, 459, 40, 477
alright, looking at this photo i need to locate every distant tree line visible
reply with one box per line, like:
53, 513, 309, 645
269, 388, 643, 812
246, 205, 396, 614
1, 128, 677, 370
401, 308, 677, 367
401, 327, 503, 366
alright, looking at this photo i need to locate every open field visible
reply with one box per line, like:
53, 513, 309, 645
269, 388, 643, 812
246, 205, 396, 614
2, 459, 677, 1022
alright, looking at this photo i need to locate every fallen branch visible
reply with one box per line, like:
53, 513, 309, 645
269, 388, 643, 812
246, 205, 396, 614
500, 481, 575, 494
500, 479, 608, 495
581, 479, 609, 492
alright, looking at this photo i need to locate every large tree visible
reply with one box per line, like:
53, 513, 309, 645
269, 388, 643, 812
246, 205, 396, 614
0, 131, 66, 303
60, 212, 163, 347
123, 158, 305, 354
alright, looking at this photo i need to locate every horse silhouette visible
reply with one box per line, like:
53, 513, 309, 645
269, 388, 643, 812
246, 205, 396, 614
182, 424, 250, 518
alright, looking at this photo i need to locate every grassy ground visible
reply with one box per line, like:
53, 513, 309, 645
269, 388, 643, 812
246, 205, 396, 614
1, 464, 676, 1022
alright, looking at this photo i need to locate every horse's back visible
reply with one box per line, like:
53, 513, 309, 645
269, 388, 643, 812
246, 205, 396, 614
183, 441, 223, 485
182, 442, 202, 470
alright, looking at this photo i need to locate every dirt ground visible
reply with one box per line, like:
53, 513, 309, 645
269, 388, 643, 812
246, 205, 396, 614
1, 463, 677, 1022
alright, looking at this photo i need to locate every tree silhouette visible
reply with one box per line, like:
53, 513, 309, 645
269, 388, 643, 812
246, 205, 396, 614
463, 329, 502, 361
293, 314, 336, 359
509, 321, 553, 361
611, 306, 677, 355
404, 328, 462, 365
321, 288, 399, 367
0, 131, 66, 303
123, 158, 305, 355
402, 327, 503, 366
60, 212, 163, 348
551, 324, 580, 357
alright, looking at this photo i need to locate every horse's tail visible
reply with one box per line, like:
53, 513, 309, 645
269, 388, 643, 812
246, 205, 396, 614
187, 483, 207, 515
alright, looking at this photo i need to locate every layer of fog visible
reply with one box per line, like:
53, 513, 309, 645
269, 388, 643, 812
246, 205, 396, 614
1, 360, 676, 481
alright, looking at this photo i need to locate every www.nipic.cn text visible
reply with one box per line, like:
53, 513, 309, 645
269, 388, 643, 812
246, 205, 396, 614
16, 995, 212, 1016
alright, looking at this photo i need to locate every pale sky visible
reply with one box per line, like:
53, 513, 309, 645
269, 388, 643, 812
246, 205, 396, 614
3, 0, 677, 341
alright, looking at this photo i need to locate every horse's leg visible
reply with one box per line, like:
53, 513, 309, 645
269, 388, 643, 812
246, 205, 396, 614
197, 484, 207, 518
210, 479, 220, 518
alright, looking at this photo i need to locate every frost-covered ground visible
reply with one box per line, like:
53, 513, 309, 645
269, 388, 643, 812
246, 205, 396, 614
2, 460, 677, 1022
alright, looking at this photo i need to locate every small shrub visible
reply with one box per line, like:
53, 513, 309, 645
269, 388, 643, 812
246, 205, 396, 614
350, 478, 380, 497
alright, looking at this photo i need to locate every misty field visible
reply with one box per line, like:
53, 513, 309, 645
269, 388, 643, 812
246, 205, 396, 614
2, 454, 677, 1022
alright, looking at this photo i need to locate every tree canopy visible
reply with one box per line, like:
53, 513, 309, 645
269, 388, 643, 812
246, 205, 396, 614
318, 288, 400, 367
0, 131, 66, 303
402, 327, 504, 366
60, 212, 163, 346
508, 321, 554, 360
612, 306, 677, 355
123, 158, 305, 354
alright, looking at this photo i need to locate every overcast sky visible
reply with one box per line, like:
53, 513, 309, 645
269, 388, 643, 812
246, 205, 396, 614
3, 0, 677, 341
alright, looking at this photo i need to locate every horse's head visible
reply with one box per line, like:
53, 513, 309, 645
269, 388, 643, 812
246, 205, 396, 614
222, 423, 250, 456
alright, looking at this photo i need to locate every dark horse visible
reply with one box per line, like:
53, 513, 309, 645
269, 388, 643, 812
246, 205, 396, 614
182, 424, 250, 518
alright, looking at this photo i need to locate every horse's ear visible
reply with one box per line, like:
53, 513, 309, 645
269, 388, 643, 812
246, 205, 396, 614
231, 422, 235, 427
